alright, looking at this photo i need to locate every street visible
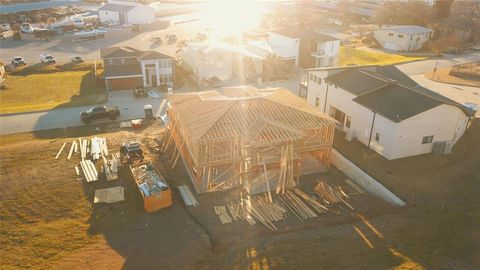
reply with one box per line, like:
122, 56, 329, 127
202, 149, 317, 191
0, 90, 166, 135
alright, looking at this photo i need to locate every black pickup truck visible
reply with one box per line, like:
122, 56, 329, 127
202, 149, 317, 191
80, 105, 120, 124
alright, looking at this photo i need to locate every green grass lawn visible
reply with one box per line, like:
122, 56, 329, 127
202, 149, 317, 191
0, 63, 107, 114
339, 47, 426, 67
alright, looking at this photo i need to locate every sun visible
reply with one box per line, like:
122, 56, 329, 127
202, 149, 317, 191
198, 1, 267, 38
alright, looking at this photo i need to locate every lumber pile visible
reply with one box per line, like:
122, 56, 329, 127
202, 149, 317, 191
314, 181, 355, 210
55, 137, 109, 161
214, 188, 331, 231
276, 190, 317, 221
80, 160, 98, 182
91, 137, 108, 160
55, 137, 111, 182
103, 153, 119, 181
214, 206, 232, 224
177, 185, 198, 207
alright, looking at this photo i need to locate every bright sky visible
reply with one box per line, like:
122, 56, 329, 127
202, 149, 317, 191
197, 1, 268, 37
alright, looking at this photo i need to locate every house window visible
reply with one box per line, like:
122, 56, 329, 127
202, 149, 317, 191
120, 58, 125, 64
375, 132, 380, 142
422, 135, 433, 144
398, 34, 404, 38
346, 116, 351, 128
317, 78, 321, 85
388, 32, 393, 37
107, 59, 113, 65
313, 76, 318, 83
315, 97, 320, 107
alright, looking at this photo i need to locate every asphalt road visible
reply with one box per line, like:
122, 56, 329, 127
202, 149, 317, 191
0, 90, 166, 135
396, 52, 480, 75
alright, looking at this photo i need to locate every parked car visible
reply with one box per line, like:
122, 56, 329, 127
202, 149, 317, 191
133, 86, 148, 98
40, 53, 56, 64
71, 56, 85, 63
11, 56, 26, 67
80, 105, 120, 124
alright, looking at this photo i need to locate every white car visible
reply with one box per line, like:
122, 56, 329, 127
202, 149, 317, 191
40, 54, 56, 64
11, 56, 26, 67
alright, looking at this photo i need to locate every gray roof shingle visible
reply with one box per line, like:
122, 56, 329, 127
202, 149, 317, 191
98, 3, 135, 13
324, 65, 475, 121
377, 25, 434, 35
271, 29, 339, 42
353, 83, 443, 122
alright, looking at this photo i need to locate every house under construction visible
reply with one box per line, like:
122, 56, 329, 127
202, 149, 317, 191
162, 86, 336, 194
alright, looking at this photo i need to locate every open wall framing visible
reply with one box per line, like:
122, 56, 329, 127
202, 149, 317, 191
162, 87, 336, 194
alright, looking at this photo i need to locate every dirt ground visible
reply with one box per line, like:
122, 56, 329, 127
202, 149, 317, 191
1, 120, 479, 270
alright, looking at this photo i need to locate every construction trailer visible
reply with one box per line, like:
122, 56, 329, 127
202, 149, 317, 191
162, 86, 336, 194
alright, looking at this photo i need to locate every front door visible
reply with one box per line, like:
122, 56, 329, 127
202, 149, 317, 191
151, 74, 157, 87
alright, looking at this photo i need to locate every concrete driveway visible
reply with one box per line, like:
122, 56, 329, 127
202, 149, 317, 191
394, 52, 480, 117
0, 90, 166, 135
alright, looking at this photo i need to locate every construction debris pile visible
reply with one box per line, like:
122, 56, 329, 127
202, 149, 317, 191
215, 185, 354, 231
131, 163, 169, 197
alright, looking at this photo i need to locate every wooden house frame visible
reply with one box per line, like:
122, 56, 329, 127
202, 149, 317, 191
162, 87, 336, 194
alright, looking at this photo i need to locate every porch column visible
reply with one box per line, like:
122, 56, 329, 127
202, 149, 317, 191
141, 62, 147, 87
156, 61, 160, 87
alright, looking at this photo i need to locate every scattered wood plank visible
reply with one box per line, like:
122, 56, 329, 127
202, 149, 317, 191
55, 142, 67, 159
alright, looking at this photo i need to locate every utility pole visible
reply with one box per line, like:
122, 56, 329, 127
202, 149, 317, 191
432, 60, 438, 79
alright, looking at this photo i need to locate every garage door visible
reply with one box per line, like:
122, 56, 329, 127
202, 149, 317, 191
384, 42, 398, 51
108, 77, 142, 91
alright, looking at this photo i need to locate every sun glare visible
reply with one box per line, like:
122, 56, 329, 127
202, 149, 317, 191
198, 1, 267, 38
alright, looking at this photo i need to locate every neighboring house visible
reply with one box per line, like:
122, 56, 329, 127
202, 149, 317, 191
374, 25, 434, 52
247, 29, 340, 69
182, 41, 263, 83
0, 62, 5, 88
304, 65, 475, 160
98, 0, 154, 25
100, 46, 174, 91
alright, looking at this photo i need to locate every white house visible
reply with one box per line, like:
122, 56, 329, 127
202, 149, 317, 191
182, 41, 263, 83
246, 29, 340, 69
374, 25, 434, 52
98, 0, 155, 25
100, 46, 174, 91
304, 65, 475, 160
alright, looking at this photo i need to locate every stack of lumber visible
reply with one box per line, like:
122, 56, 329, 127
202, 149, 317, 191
276, 190, 317, 221
293, 188, 328, 214
177, 185, 198, 206
90, 137, 108, 160
103, 153, 119, 181
243, 195, 287, 231
314, 181, 355, 210
80, 160, 98, 182
215, 189, 328, 231
214, 206, 232, 224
